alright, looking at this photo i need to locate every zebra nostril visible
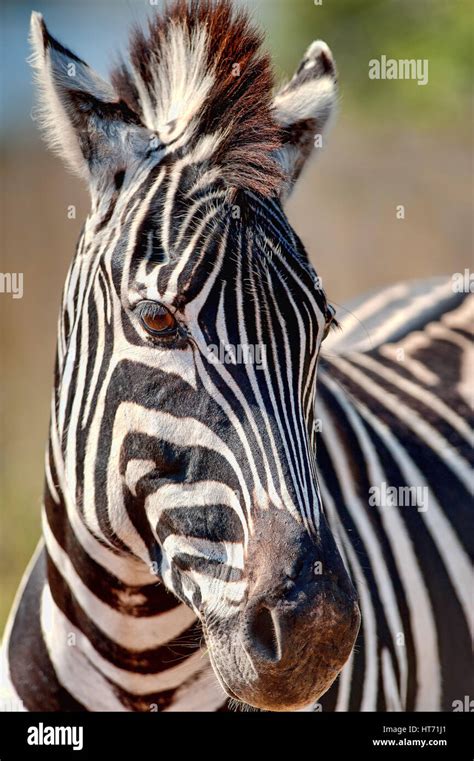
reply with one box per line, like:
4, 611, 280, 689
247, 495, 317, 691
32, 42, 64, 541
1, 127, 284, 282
247, 606, 281, 663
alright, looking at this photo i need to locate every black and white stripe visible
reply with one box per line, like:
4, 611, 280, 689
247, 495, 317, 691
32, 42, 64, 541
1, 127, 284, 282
317, 279, 473, 711
1, 2, 471, 713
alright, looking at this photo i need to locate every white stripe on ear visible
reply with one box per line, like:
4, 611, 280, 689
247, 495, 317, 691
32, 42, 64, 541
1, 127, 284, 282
29, 12, 136, 179
272, 40, 338, 200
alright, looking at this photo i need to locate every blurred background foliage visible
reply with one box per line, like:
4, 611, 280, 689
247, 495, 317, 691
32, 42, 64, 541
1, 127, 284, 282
0, 0, 472, 628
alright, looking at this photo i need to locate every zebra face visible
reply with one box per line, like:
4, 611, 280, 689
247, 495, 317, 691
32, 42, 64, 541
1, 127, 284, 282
97, 184, 360, 711
31, 2, 360, 711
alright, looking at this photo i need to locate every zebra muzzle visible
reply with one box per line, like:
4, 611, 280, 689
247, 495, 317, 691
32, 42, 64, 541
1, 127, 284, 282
206, 509, 360, 711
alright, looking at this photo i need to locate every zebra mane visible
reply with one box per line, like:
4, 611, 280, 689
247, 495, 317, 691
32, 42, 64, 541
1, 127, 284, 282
110, 0, 283, 196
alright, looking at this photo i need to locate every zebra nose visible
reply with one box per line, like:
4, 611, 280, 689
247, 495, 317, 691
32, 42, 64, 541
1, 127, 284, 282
242, 571, 359, 672
245, 604, 282, 663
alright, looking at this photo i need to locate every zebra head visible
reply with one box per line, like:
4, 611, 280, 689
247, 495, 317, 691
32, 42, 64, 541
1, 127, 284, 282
30, 1, 360, 711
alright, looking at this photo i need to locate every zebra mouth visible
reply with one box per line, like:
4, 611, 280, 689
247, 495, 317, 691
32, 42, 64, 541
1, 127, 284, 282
204, 590, 360, 712
206, 648, 246, 707
199, 510, 360, 712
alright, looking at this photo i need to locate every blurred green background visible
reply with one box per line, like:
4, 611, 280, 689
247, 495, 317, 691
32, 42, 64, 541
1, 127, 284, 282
1, 0, 472, 629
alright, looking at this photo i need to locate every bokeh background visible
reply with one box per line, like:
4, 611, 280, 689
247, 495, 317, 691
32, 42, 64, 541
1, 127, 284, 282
1, 0, 472, 629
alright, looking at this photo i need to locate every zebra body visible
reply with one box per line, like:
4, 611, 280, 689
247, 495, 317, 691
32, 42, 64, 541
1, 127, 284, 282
2, 277, 471, 712
319, 278, 473, 711
1, 1, 472, 712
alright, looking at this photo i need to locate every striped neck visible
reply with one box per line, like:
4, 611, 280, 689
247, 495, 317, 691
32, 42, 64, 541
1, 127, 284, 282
40, 457, 226, 710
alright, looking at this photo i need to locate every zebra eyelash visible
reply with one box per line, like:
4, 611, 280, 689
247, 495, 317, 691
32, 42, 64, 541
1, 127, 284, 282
321, 304, 339, 341
136, 300, 170, 318
328, 308, 340, 331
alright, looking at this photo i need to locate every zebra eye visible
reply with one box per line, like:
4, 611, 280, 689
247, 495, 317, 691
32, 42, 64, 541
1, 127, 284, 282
322, 305, 337, 341
137, 302, 177, 336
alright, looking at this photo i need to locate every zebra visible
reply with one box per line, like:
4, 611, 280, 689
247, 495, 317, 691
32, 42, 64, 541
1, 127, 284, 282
318, 277, 473, 711
0, 0, 471, 713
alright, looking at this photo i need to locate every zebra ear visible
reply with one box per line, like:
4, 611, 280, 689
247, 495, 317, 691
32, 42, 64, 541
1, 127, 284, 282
273, 41, 338, 201
29, 12, 140, 180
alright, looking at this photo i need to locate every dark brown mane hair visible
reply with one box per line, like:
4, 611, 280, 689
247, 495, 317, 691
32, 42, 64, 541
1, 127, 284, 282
110, 0, 283, 196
